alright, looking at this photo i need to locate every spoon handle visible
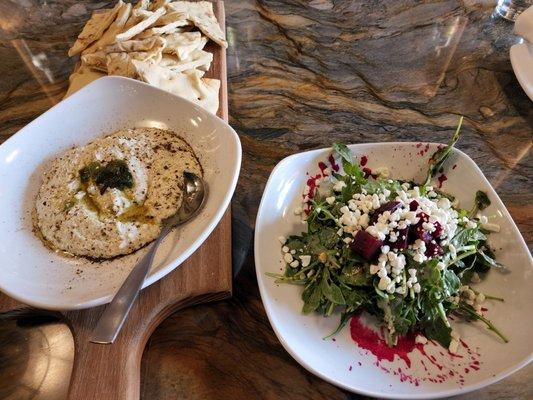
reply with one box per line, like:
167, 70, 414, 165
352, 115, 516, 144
90, 225, 172, 344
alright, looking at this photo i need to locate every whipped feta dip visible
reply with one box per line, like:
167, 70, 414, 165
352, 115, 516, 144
34, 128, 202, 259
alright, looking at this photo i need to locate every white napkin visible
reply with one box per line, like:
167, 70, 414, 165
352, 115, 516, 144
515, 5, 533, 43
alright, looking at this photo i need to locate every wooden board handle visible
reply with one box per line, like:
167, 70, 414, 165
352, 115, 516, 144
66, 291, 230, 400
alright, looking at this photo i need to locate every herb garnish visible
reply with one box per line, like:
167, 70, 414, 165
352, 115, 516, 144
79, 159, 134, 194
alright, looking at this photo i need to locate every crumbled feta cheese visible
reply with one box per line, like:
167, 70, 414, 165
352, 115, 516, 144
415, 335, 428, 345
470, 272, 481, 283
282, 246, 289, 253
290, 249, 296, 254
466, 220, 477, 229
482, 222, 500, 232
333, 180, 346, 192
370, 264, 380, 275
413, 282, 421, 293
449, 339, 459, 354
283, 253, 293, 263
290, 260, 299, 268
378, 276, 391, 290
299, 255, 311, 267
278, 236, 287, 245
381, 245, 390, 254
325, 196, 336, 204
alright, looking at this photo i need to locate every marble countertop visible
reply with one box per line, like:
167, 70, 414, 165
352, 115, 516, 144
0, 0, 531, 399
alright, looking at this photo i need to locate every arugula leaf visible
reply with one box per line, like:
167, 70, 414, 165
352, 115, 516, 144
424, 116, 463, 186
340, 265, 371, 286
302, 283, 322, 313
472, 190, 491, 215
477, 248, 505, 270
332, 143, 353, 164
442, 270, 461, 297
318, 227, 340, 249
455, 303, 508, 343
424, 317, 452, 348
320, 268, 346, 305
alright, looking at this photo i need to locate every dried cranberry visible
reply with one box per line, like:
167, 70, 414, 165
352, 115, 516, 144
350, 231, 383, 261
409, 200, 419, 211
370, 201, 401, 224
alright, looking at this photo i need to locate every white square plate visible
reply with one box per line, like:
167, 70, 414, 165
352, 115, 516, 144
254, 142, 532, 399
0, 76, 241, 310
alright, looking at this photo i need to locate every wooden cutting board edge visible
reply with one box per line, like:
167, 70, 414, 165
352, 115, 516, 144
0, 2, 232, 399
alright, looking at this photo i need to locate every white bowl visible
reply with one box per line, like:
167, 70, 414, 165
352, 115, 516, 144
0, 76, 241, 310
254, 142, 532, 399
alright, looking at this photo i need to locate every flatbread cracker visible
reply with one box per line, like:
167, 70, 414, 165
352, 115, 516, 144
159, 49, 212, 72
68, 0, 124, 56
133, 61, 219, 113
163, 31, 206, 60
81, 52, 108, 72
167, 1, 227, 48
106, 53, 138, 78
82, 2, 132, 55
104, 36, 166, 53
117, 7, 166, 41
65, 66, 106, 97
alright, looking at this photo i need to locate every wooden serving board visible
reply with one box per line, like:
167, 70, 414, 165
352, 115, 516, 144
0, 2, 231, 399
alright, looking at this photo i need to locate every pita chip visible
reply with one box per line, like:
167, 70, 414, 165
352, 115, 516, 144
163, 31, 207, 60
65, 66, 105, 97
167, 1, 227, 48
159, 49, 212, 72
133, 61, 219, 113
156, 11, 189, 26
104, 36, 166, 53
151, 0, 170, 11
106, 53, 138, 78
68, 0, 124, 56
82, 2, 132, 55
81, 51, 108, 72
116, 6, 166, 41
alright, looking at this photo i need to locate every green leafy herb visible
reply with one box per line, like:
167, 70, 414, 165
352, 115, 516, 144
79, 159, 134, 194
423, 116, 463, 187
471, 190, 491, 216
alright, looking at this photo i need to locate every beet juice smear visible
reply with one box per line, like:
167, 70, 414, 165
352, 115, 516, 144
349, 315, 483, 387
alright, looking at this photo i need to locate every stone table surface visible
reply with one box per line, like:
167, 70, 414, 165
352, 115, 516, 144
0, 0, 531, 399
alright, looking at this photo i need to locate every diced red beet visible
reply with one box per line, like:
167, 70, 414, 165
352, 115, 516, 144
425, 241, 443, 257
433, 221, 443, 238
350, 231, 383, 261
409, 224, 432, 244
390, 228, 409, 250
370, 201, 402, 224
417, 212, 429, 222
409, 200, 419, 211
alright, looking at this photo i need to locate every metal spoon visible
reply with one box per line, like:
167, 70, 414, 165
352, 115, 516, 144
90, 172, 207, 344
